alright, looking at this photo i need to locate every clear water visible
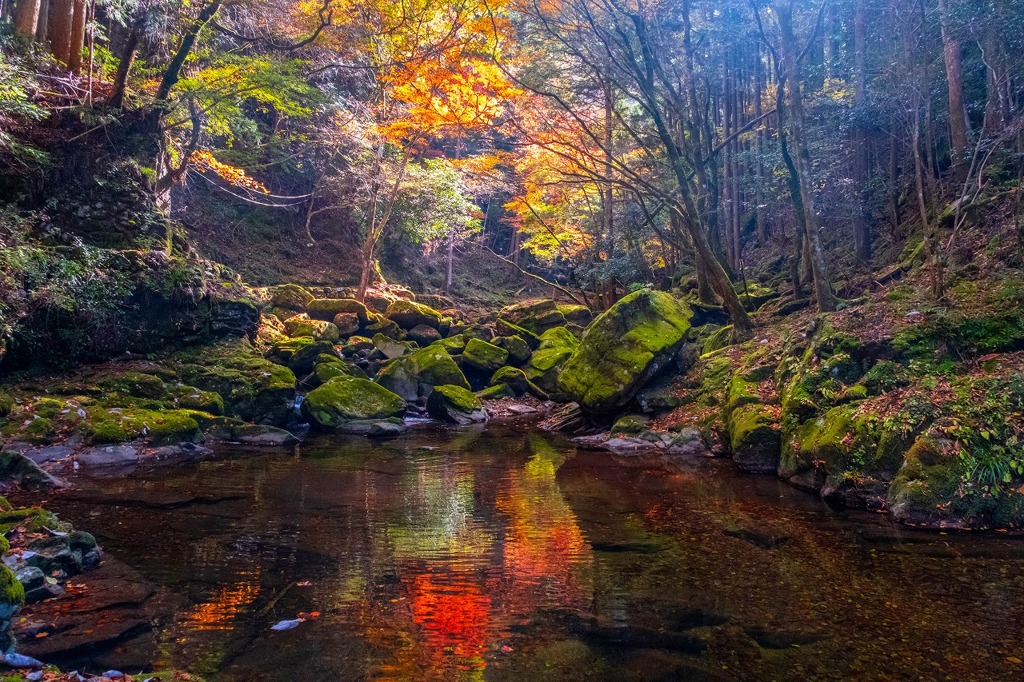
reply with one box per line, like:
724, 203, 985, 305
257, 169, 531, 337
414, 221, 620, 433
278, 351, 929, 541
38, 424, 1024, 681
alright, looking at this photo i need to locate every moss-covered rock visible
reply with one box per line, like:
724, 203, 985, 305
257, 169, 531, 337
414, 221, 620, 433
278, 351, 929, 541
284, 317, 340, 343
270, 284, 314, 311
427, 385, 487, 425
538, 326, 580, 352
314, 361, 367, 384
333, 312, 361, 337
376, 346, 471, 400
372, 333, 417, 360
558, 290, 693, 413
462, 338, 509, 373
702, 325, 733, 355
557, 304, 593, 326
83, 407, 203, 444
495, 318, 540, 349
301, 376, 405, 427
265, 336, 315, 364
500, 299, 567, 334
178, 341, 296, 425
287, 340, 338, 375
385, 300, 442, 329
306, 298, 370, 323
431, 335, 467, 355
493, 335, 532, 365
611, 414, 648, 436
728, 404, 781, 473
0, 565, 25, 618
476, 383, 517, 401
364, 315, 402, 339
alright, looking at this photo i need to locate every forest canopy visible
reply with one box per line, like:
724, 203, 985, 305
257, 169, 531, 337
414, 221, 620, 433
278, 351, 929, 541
1, 0, 1023, 337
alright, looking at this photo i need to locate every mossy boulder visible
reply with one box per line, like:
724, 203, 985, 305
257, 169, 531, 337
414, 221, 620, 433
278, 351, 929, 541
728, 404, 781, 473
372, 333, 417, 359
477, 383, 517, 401
702, 325, 733, 355
462, 338, 509, 373
364, 315, 402, 339
780, 405, 858, 486
84, 407, 203, 445
301, 376, 405, 427
287, 340, 338, 375
266, 336, 315, 364
284, 317, 340, 343
557, 304, 593, 326
314, 361, 367, 384
385, 300, 442, 329
427, 385, 488, 425
489, 366, 548, 399
431, 335, 467, 355
538, 326, 580, 352
493, 335, 532, 365
376, 346, 471, 401
178, 341, 296, 425
500, 299, 567, 334
307, 298, 370, 323
0, 393, 14, 418
0, 565, 25, 618
270, 284, 314, 311
558, 290, 693, 413
611, 414, 649, 436
495, 318, 540, 349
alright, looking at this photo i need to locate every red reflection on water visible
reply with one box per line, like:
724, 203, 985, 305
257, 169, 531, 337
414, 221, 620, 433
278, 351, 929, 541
409, 570, 493, 668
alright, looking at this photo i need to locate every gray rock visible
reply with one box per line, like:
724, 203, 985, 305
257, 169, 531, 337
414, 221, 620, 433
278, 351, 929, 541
77, 445, 140, 467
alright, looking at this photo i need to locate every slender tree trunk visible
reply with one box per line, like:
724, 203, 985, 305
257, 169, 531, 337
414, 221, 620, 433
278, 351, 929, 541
912, 104, 944, 299
67, 0, 85, 73
106, 23, 139, 108
35, 0, 49, 42
156, 0, 221, 101
936, 0, 969, 171
852, 0, 872, 264
777, 1, 837, 312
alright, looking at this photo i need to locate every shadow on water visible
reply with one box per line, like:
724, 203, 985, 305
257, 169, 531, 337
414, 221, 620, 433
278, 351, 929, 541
37, 423, 1024, 681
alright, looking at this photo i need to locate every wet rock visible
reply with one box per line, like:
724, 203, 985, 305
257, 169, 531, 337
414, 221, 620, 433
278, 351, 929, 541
376, 346, 471, 401
208, 424, 298, 447
332, 312, 361, 337
77, 444, 140, 468
337, 418, 408, 438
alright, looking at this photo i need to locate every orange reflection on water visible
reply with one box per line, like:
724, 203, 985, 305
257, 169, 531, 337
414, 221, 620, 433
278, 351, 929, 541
178, 569, 262, 632
409, 570, 493, 668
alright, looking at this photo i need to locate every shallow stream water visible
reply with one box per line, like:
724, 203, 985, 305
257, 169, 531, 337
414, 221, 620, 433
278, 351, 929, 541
35, 424, 1024, 681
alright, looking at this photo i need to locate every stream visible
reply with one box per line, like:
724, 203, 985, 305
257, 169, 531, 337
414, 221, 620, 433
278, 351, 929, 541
24, 423, 1024, 681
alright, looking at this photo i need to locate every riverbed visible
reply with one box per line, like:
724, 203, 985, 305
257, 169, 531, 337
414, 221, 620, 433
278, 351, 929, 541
27, 423, 1024, 681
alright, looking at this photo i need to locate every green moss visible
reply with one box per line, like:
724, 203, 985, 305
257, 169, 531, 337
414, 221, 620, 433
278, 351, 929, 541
781, 405, 858, 480
611, 414, 648, 436
556, 304, 593, 326
377, 346, 470, 400
270, 283, 314, 310
22, 416, 54, 443
427, 384, 485, 423
84, 407, 202, 444
538, 326, 580, 351
477, 384, 516, 401
0, 507, 61, 535
495, 318, 541, 348
32, 397, 65, 419
385, 300, 442, 329
306, 298, 369, 323
728, 404, 781, 473
0, 565, 24, 608
558, 290, 693, 413
0, 393, 13, 418
492, 335, 532, 365
432, 334, 467, 355
98, 371, 166, 399
726, 375, 761, 414
266, 336, 315, 363
432, 384, 481, 412
284, 317, 340, 342
701, 325, 733, 355
301, 376, 406, 427
462, 338, 509, 372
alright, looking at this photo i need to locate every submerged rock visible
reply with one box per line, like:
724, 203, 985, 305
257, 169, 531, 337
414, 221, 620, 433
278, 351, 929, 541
559, 290, 693, 413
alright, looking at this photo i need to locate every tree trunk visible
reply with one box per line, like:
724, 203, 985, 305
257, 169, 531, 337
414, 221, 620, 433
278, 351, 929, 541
157, 0, 222, 101
445, 230, 454, 294
67, 0, 85, 73
936, 0, 969, 170
777, 0, 837, 312
35, 0, 49, 42
106, 23, 139, 108
47, 0, 73, 64
851, 0, 871, 264
13, 0, 41, 37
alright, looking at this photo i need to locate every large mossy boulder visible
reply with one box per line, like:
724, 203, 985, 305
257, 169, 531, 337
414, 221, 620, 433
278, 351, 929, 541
270, 284, 314, 311
306, 298, 370, 323
301, 376, 405, 427
426, 385, 488, 425
557, 303, 593, 326
495, 318, 540, 349
462, 338, 509, 373
376, 346, 471, 401
526, 327, 579, 392
558, 290, 693, 413
178, 341, 296, 425
500, 299, 567, 334
385, 300, 442, 329
284, 317, 340, 342
493, 335, 532, 365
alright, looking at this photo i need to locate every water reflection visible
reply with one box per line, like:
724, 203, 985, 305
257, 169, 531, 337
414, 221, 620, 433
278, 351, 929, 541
41, 425, 1024, 681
